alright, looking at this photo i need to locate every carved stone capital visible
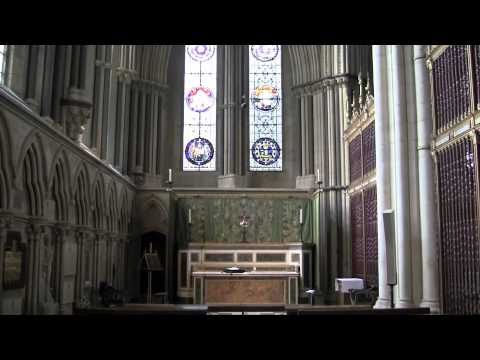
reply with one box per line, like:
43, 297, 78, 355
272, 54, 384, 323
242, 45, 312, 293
61, 91, 92, 143
26, 223, 45, 241
426, 58, 433, 72
115, 67, 135, 83
0, 215, 12, 230
132, 169, 146, 186
335, 75, 350, 86
54, 223, 72, 239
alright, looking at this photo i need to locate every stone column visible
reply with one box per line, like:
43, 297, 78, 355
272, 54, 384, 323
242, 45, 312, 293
54, 225, 68, 314
136, 85, 146, 172
414, 45, 440, 312
62, 45, 92, 143
25, 224, 43, 314
296, 87, 316, 189
128, 85, 139, 175
159, 91, 169, 179
0, 217, 10, 295
75, 230, 84, 301
301, 90, 314, 175
25, 45, 45, 113
218, 45, 246, 188
392, 45, 414, 308
372, 45, 392, 308
338, 76, 351, 275
92, 232, 99, 288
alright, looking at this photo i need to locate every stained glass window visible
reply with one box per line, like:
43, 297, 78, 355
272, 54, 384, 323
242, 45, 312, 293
249, 45, 282, 171
0, 45, 7, 85
183, 45, 217, 171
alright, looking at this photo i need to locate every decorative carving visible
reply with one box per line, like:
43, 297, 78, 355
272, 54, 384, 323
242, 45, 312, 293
132, 167, 145, 186
348, 72, 374, 127
358, 72, 364, 108
61, 95, 92, 143
115, 68, 135, 83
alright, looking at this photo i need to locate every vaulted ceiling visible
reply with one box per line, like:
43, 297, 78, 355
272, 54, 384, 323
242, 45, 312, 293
132, 45, 372, 88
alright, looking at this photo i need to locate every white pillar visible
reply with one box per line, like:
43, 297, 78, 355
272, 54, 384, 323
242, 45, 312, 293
372, 45, 392, 308
392, 45, 414, 308
414, 45, 441, 312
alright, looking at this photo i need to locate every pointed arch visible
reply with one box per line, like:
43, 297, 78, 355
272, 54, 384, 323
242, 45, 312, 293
118, 188, 129, 234
91, 172, 106, 230
72, 162, 90, 226
17, 131, 48, 191
0, 111, 13, 209
22, 142, 45, 216
50, 152, 70, 222
106, 181, 118, 233
48, 147, 72, 193
138, 194, 169, 234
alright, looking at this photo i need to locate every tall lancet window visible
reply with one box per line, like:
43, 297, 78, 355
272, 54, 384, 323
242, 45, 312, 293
249, 45, 282, 171
183, 45, 217, 171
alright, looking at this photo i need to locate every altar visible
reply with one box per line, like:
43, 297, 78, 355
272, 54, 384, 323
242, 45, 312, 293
177, 242, 312, 304
192, 270, 299, 305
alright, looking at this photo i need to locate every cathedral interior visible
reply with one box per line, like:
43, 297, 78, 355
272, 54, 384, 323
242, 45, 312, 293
0, 44, 477, 315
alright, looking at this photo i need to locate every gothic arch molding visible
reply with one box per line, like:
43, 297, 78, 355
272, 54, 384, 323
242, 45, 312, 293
137, 194, 169, 235
91, 172, 106, 230
47, 147, 72, 194
72, 162, 90, 226
0, 111, 13, 209
16, 130, 48, 192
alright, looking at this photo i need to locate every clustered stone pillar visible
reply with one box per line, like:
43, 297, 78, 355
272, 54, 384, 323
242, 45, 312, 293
295, 87, 316, 189
372, 45, 393, 308
391, 46, 414, 308
300, 89, 314, 176
25, 224, 44, 314
307, 74, 351, 302
54, 225, 68, 314
414, 45, 440, 313
218, 45, 246, 188
74, 230, 85, 302
128, 80, 166, 185
372, 45, 432, 309
0, 218, 9, 295
25, 45, 45, 113
62, 45, 93, 143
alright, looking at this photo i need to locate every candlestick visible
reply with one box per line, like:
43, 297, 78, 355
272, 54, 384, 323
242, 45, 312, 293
299, 208, 303, 225
168, 168, 172, 183
188, 208, 192, 224
316, 168, 320, 183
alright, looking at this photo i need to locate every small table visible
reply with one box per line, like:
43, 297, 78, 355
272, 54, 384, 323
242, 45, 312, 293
335, 278, 364, 304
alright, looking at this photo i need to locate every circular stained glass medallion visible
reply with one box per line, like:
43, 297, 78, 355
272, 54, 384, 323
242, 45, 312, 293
185, 137, 214, 166
187, 45, 216, 62
251, 85, 279, 111
251, 45, 279, 62
186, 87, 215, 113
251, 137, 280, 166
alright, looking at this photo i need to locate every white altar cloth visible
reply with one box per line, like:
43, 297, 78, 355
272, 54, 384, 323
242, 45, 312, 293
335, 278, 364, 293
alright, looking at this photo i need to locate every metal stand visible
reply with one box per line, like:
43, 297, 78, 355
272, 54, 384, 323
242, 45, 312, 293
147, 243, 153, 304
142, 242, 163, 304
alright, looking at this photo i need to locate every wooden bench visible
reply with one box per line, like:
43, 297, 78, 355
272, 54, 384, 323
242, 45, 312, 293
285, 305, 431, 315
75, 304, 208, 315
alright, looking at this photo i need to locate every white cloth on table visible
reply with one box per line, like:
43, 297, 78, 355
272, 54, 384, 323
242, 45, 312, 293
335, 278, 364, 293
